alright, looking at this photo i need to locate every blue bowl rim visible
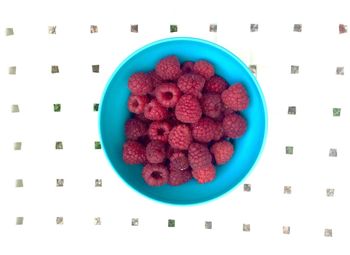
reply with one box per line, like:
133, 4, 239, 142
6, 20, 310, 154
99, 36, 268, 206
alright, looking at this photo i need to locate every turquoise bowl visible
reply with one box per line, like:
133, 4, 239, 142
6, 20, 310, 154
99, 37, 267, 205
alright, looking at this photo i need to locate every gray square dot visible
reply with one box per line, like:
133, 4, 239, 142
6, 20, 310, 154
93, 103, 99, 112
339, 24, 347, 34
94, 217, 101, 225
14, 142, 22, 151
293, 24, 302, 32
6, 27, 14, 36
291, 65, 299, 74
243, 224, 250, 232
209, 24, 217, 32
283, 226, 290, 234
284, 186, 292, 194
95, 179, 102, 187
249, 65, 257, 75
288, 106, 296, 115
336, 67, 344, 75
55, 141, 63, 150
244, 184, 251, 192
92, 65, 99, 73
326, 188, 335, 197
333, 108, 341, 117
250, 24, 258, 32
90, 25, 98, 33
131, 218, 139, 226
56, 217, 64, 225
53, 104, 61, 112
285, 146, 293, 155
205, 221, 212, 229
51, 65, 59, 74
11, 104, 20, 113
16, 179, 23, 187
95, 141, 101, 149
329, 148, 337, 157
16, 217, 23, 225
130, 24, 138, 33
56, 179, 64, 187
324, 228, 332, 237
9, 66, 16, 75
168, 219, 175, 227
170, 25, 178, 33
48, 26, 56, 34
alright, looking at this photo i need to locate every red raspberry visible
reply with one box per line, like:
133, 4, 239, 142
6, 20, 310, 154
142, 163, 169, 186
221, 83, 249, 111
177, 73, 205, 97
213, 122, 224, 141
168, 124, 192, 150
149, 70, 163, 87
127, 95, 149, 114
124, 118, 147, 140
155, 55, 181, 81
204, 75, 228, 93
210, 140, 234, 165
191, 118, 216, 143
222, 113, 247, 138
188, 143, 212, 169
123, 140, 146, 164
181, 61, 194, 73
193, 60, 215, 80
169, 152, 189, 171
200, 93, 222, 118
155, 83, 181, 108
168, 169, 192, 186
148, 121, 172, 142
128, 72, 153, 95
146, 140, 166, 163
144, 99, 168, 120
175, 94, 202, 123
192, 164, 216, 184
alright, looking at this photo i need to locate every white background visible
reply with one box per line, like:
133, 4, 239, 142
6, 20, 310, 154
0, 0, 349, 254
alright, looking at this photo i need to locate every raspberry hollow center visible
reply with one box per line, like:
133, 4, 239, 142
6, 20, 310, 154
162, 92, 173, 100
132, 101, 139, 108
157, 128, 165, 136
151, 171, 163, 179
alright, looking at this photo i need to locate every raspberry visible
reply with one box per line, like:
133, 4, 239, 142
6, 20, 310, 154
135, 112, 151, 123
168, 124, 192, 150
148, 121, 172, 142
128, 72, 153, 95
175, 94, 202, 123
200, 93, 222, 118
149, 70, 163, 87
222, 113, 247, 138
221, 83, 249, 111
177, 73, 205, 97
155, 55, 181, 81
155, 83, 181, 108
144, 99, 168, 120
192, 164, 216, 184
125, 118, 147, 140
146, 140, 166, 163
142, 163, 169, 186
210, 140, 234, 165
181, 61, 194, 73
204, 75, 228, 93
127, 95, 149, 114
168, 169, 192, 186
188, 143, 212, 169
193, 60, 215, 80
213, 122, 224, 141
123, 140, 146, 164
191, 118, 216, 143
169, 152, 189, 171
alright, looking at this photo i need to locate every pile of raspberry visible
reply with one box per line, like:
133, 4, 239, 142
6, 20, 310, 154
123, 55, 249, 186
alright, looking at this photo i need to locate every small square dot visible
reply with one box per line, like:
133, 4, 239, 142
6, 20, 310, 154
92, 65, 99, 73
250, 24, 258, 32
53, 104, 61, 112
94, 217, 101, 225
205, 221, 212, 229
249, 65, 257, 75
9, 66, 16, 75
333, 108, 341, 117
130, 24, 138, 33
209, 24, 217, 32
339, 24, 347, 34
56, 179, 64, 187
93, 103, 99, 112
293, 24, 302, 32
244, 184, 251, 192
56, 217, 64, 225
90, 25, 98, 33
16, 217, 23, 225
324, 228, 332, 237
283, 226, 290, 234
291, 65, 299, 74
95, 179, 102, 187
14, 142, 22, 151
11, 104, 20, 113
6, 27, 14, 36
48, 26, 56, 34
55, 141, 63, 150
326, 188, 335, 197
94, 141, 101, 150
51, 65, 59, 74
131, 218, 139, 226
329, 148, 337, 157
336, 67, 344, 75
284, 186, 292, 194
16, 179, 23, 187
170, 25, 178, 33
288, 106, 296, 115
168, 219, 175, 227
285, 146, 293, 155
243, 224, 250, 232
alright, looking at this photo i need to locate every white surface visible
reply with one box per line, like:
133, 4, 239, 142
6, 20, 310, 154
0, 0, 349, 254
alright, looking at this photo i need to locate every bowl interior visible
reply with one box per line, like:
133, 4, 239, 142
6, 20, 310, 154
99, 37, 267, 205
